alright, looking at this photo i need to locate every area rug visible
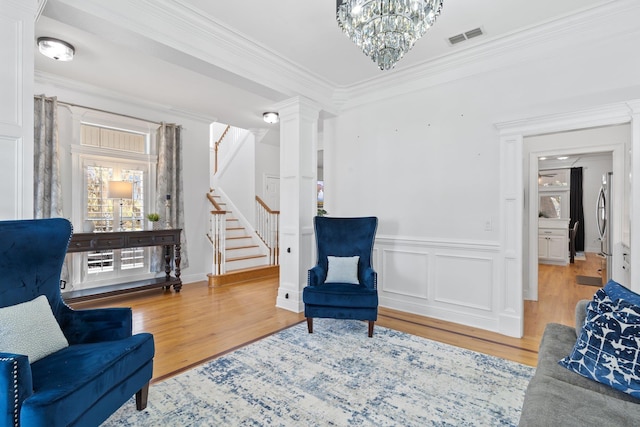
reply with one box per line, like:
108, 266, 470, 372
574, 252, 587, 261
576, 275, 603, 287
102, 319, 535, 426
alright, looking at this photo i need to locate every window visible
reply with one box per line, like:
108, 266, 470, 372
539, 169, 570, 219
539, 194, 563, 219
86, 165, 145, 232
70, 121, 157, 290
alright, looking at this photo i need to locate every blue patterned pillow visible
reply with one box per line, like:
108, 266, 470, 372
560, 287, 640, 398
603, 279, 640, 306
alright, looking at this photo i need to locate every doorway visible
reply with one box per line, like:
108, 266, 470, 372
524, 125, 628, 302
496, 103, 635, 338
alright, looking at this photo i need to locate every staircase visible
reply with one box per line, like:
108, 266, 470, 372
206, 190, 278, 287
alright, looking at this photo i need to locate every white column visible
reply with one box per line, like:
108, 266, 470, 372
275, 97, 321, 312
498, 134, 524, 338
0, 0, 37, 219
628, 101, 640, 293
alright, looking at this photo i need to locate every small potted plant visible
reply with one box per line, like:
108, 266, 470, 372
146, 213, 160, 230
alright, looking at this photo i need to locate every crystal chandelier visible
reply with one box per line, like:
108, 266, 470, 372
336, 0, 444, 71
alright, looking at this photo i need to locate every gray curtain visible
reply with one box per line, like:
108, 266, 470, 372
151, 122, 189, 271
34, 95, 68, 286
34, 95, 63, 218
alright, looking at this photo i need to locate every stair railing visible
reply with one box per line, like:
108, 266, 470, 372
255, 196, 280, 266
213, 125, 231, 174
206, 192, 227, 275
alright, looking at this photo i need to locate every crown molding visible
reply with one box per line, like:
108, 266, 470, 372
627, 100, 640, 114
35, 71, 217, 124
51, 0, 339, 115
335, 0, 639, 111
35, 0, 47, 21
495, 101, 636, 136
47, 0, 637, 118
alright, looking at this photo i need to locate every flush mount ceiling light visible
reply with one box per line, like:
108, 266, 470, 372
263, 112, 279, 124
336, 0, 444, 71
37, 37, 75, 61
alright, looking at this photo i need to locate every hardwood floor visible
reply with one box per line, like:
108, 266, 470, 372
70, 253, 602, 382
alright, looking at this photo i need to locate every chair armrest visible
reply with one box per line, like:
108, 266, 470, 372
308, 265, 326, 286
0, 353, 32, 427
362, 267, 377, 290
61, 308, 133, 345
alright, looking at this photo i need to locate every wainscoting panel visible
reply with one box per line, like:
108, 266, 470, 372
433, 254, 493, 311
376, 236, 502, 333
380, 249, 429, 299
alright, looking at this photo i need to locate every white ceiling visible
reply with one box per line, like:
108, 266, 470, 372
35, 0, 614, 129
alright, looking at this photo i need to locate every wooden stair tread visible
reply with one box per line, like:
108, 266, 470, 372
226, 253, 267, 262
226, 245, 259, 251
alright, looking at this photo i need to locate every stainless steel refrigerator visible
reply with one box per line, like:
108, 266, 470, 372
596, 172, 613, 283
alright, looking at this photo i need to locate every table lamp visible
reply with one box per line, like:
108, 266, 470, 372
107, 181, 133, 231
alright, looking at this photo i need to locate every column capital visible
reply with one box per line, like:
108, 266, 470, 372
273, 97, 322, 122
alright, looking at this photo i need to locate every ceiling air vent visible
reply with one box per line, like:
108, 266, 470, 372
447, 27, 484, 46
464, 28, 483, 39
448, 34, 467, 45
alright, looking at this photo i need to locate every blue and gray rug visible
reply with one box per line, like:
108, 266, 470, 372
103, 319, 534, 426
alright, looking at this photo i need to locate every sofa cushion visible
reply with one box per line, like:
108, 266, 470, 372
0, 295, 68, 363
21, 332, 154, 426
519, 322, 640, 427
519, 374, 640, 427
325, 255, 359, 284
537, 324, 639, 403
575, 299, 589, 335
560, 286, 640, 398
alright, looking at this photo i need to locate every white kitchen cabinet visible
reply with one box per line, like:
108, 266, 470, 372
539, 218, 569, 265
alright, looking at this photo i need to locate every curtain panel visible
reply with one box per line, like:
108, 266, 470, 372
569, 167, 585, 252
151, 122, 189, 271
34, 95, 63, 219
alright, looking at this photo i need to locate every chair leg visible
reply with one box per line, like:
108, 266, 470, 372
136, 382, 149, 410
306, 317, 313, 334
368, 320, 374, 338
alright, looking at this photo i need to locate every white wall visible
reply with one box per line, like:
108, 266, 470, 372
255, 137, 280, 209
34, 77, 213, 285
326, 14, 640, 334
215, 131, 256, 225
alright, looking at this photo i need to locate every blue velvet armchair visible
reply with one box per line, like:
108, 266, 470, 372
0, 218, 154, 426
303, 216, 379, 337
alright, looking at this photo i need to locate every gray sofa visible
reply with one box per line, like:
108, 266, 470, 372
519, 300, 640, 426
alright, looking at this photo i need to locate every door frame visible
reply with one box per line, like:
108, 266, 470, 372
496, 100, 640, 336
527, 146, 617, 301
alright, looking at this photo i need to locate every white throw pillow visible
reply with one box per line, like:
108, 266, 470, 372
0, 295, 69, 363
325, 255, 360, 284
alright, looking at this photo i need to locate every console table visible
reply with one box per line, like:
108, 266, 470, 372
63, 228, 182, 303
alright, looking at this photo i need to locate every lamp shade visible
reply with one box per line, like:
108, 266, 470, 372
107, 181, 133, 199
